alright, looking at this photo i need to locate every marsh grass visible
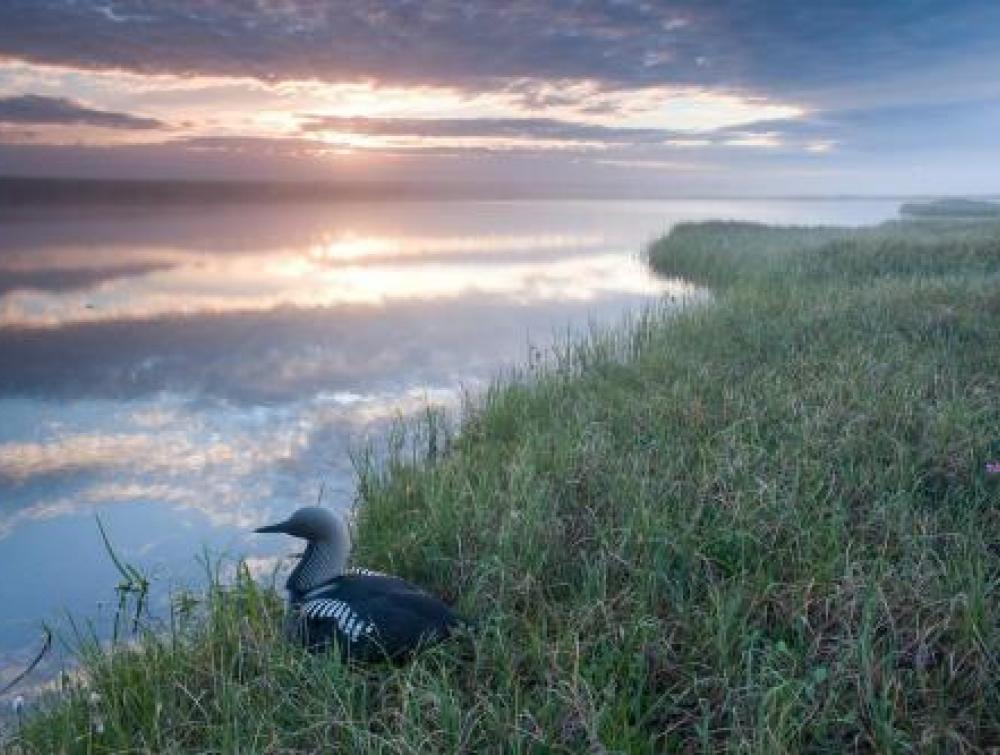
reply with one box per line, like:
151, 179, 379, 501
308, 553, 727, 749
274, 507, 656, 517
11, 216, 1000, 753
899, 199, 1000, 220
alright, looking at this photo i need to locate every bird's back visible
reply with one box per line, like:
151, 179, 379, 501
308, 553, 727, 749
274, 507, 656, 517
294, 573, 462, 662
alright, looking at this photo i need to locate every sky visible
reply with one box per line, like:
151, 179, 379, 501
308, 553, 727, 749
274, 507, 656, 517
0, 1, 999, 195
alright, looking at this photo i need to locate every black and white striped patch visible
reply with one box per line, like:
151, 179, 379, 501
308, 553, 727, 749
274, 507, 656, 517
301, 598, 376, 643
347, 567, 385, 577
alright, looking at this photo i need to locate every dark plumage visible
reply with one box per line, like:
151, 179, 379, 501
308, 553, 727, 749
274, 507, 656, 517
254, 507, 465, 661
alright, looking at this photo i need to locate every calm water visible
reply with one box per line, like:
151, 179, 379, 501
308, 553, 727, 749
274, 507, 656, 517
0, 198, 898, 688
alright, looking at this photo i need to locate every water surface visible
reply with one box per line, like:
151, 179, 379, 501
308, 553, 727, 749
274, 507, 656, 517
0, 198, 898, 687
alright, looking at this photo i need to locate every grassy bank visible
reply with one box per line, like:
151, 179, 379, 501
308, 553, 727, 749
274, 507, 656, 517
899, 198, 1000, 220
12, 215, 1000, 753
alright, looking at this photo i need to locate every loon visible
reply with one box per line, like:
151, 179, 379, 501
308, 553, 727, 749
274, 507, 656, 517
254, 506, 465, 661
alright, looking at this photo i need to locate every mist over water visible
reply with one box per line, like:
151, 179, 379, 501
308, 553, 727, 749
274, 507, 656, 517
0, 198, 897, 682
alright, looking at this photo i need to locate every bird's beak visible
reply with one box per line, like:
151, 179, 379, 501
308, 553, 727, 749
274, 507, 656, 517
254, 519, 289, 534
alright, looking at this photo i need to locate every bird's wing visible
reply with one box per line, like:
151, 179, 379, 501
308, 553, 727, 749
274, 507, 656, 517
298, 575, 460, 661
349, 591, 459, 660
299, 596, 378, 648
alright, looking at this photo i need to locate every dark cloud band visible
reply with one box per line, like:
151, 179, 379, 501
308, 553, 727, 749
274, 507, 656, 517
299, 115, 672, 144
1, 1, 997, 98
0, 94, 163, 129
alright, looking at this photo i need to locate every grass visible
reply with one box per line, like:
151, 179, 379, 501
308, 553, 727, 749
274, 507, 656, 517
9, 214, 1000, 753
899, 199, 1000, 220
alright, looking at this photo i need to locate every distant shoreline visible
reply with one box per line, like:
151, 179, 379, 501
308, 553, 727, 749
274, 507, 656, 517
1, 176, 998, 206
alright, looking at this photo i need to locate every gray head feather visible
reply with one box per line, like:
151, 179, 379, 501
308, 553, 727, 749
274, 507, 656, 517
254, 507, 351, 600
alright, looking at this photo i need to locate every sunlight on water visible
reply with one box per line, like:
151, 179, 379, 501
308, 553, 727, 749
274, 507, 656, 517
0, 198, 899, 679
0, 249, 678, 327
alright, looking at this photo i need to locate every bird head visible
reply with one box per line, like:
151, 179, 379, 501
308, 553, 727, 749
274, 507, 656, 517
254, 506, 345, 543
255, 507, 351, 596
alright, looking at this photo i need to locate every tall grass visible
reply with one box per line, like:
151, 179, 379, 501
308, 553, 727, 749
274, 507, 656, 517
11, 216, 1000, 753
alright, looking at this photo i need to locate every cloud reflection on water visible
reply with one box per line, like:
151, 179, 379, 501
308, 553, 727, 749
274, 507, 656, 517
0, 386, 467, 538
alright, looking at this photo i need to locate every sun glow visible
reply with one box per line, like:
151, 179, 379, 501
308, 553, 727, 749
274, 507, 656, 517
1, 59, 806, 156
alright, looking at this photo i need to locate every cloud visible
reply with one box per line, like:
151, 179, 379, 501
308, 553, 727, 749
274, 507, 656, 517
723, 131, 782, 148
726, 97, 1000, 156
298, 115, 683, 151
176, 135, 330, 156
0, 432, 238, 482
0, 94, 164, 129
0, 263, 173, 295
0, 2, 996, 192
0, 1, 701, 87
301, 115, 643, 141
593, 158, 713, 172
805, 141, 836, 154
0, 1, 995, 99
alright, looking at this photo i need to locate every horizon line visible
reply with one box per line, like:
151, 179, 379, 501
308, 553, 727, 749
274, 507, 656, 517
0, 175, 998, 205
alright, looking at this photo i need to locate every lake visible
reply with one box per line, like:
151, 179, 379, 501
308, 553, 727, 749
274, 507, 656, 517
0, 197, 899, 689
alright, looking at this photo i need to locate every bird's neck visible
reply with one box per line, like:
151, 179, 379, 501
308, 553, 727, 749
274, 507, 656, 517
286, 540, 348, 602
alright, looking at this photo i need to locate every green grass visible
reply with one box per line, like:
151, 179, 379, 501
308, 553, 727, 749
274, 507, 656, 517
11, 215, 1000, 753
